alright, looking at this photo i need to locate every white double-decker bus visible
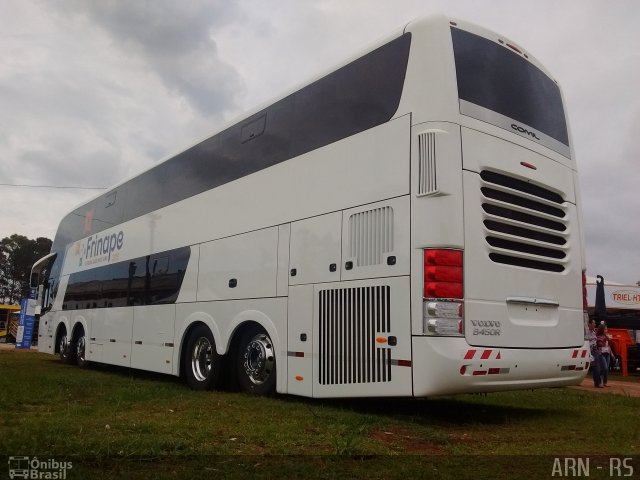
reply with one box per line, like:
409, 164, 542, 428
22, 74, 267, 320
31, 15, 589, 397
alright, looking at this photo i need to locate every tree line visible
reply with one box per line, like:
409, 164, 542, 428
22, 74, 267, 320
0, 234, 52, 305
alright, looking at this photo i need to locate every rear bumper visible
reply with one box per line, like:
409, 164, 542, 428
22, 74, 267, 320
412, 336, 589, 396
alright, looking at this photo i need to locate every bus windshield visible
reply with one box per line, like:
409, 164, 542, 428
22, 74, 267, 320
451, 27, 569, 157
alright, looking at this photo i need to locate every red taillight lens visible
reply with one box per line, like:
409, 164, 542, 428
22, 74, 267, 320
424, 249, 463, 299
424, 249, 463, 267
424, 265, 463, 283
424, 282, 463, 299
582, 270, 588, 311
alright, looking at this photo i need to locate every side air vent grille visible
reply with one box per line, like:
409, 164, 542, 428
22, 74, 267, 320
418, 131, 438, 195
318, 286, 391, 385
480, 170, 568, 273
348, 207, 394, 267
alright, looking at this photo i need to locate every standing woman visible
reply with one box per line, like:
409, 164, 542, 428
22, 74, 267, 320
596, 323, 611, 387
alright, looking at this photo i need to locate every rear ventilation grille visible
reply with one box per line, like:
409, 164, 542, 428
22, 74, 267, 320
480, 170, 568, 273
348, 206, 394, 267
418, 131, 438, 195
318, 286, 391, 385
480, 171, 564, 204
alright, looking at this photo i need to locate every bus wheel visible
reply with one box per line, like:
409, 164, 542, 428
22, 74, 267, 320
236, 326, 276, 395
76, 330, 89, 368
59, 332, 76, 365
184, 325, 221, 390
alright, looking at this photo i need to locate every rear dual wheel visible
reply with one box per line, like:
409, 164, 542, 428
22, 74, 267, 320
76, 332, 89, 368
236, 326, 276, 395
58, 332, 74, 364
59, 327, 89, 368
184, 324, 222, 390
182, 323, 276, 395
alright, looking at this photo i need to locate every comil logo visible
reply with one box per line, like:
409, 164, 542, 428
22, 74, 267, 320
511, 123, 541, 140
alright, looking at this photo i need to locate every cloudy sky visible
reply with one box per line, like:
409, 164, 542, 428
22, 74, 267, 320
1, 0, 638, 284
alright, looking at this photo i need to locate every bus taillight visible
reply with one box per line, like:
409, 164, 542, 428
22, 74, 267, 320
423, 249, 463, 299
423, 249, 464, 337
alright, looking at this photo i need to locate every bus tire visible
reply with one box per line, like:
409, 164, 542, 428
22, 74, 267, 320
75, 329, 89, 368
183, 324, 222, 390
58, 329, 76, 365
236, 325, 276, 395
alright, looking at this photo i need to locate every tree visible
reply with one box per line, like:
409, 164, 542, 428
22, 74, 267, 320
0, 234, 52, 304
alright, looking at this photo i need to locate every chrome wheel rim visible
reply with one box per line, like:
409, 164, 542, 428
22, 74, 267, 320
59, 335, 69, 360
191, 337, 213, 382
76, 336, 86, 363
243, 333, 275, 385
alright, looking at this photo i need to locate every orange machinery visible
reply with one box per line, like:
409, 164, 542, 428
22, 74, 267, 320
608, 328, 636, 377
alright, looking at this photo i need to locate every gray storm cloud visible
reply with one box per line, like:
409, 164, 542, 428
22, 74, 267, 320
50, 0, 244, 117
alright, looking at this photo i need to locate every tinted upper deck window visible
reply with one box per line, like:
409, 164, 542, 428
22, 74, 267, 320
451, 27, 568, 147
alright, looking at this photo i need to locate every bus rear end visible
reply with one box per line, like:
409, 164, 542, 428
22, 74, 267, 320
408, 17, 588, 396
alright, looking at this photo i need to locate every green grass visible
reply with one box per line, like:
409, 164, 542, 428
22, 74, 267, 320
1, 350, 638, 479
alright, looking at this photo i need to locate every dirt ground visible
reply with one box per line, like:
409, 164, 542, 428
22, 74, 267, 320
571, 376, 640, 398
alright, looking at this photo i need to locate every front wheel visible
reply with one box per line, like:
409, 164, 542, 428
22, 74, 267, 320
236, 326, 276, 395
183, 325, 222, 390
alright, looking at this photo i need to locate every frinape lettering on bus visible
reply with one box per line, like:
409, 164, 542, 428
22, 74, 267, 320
82, 230, 124, 266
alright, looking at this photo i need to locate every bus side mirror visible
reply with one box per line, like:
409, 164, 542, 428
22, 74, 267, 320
30, 272, 39, 288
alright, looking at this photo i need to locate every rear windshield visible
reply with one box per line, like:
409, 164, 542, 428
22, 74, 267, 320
451, 27, 569, 153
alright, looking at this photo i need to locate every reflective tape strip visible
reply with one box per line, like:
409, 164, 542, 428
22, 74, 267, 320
465, 349, 501, 360
287, 351, 305, 358
391, 359, 412, 367
487, 367, 511, 375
